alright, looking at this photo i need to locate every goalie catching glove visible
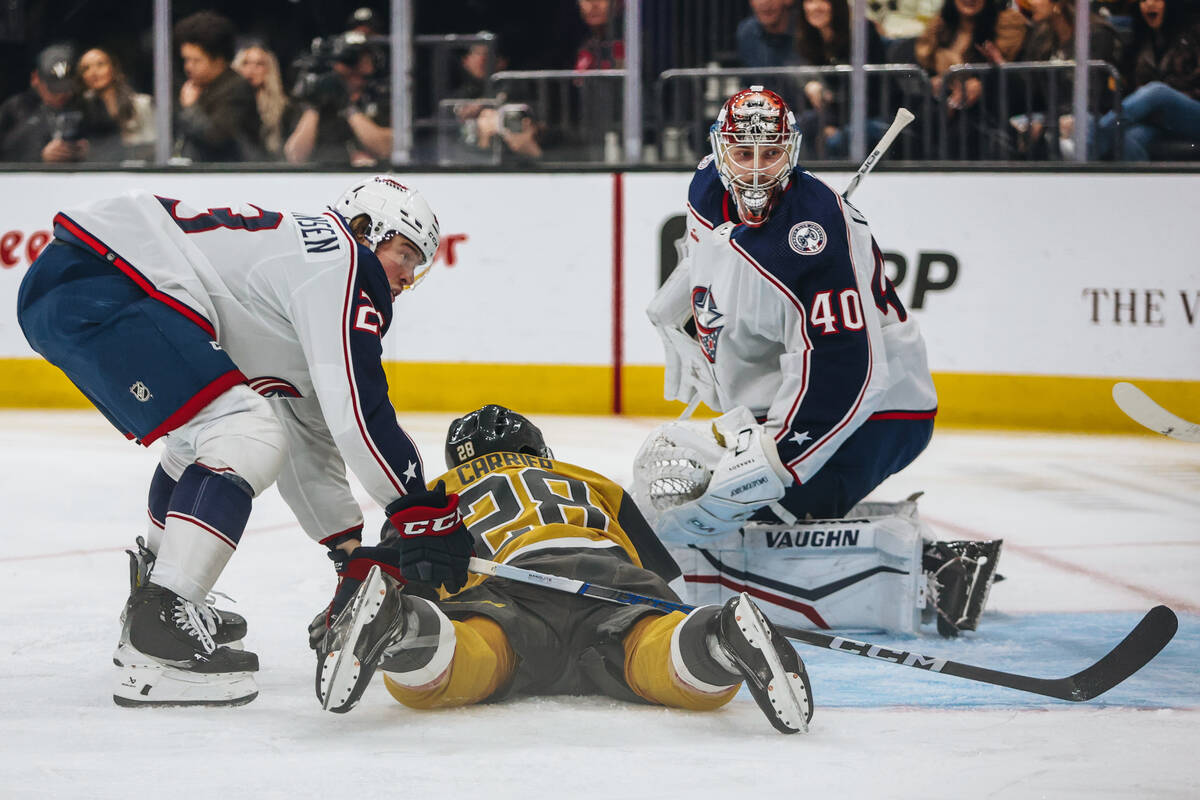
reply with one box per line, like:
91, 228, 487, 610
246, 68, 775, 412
633, 407, 793, 542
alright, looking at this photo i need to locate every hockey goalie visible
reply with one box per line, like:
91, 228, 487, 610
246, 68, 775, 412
633, 85, 1001, 637
630, 410, 1002, 637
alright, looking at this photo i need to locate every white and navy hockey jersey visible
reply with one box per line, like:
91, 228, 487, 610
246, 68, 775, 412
680, 160, 937, 486
52, 191, 426, 544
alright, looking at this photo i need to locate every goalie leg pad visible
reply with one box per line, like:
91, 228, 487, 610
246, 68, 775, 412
674, 500, 929, 633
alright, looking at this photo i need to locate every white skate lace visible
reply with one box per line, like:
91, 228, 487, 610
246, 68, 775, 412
197, 591, 236, 636
173, 598, 217, 654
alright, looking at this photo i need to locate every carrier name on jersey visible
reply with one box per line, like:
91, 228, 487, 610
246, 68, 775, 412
291, 213, 343, 257
454, 451, 557, 486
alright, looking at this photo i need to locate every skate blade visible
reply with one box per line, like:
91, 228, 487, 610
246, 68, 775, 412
734, 594, 811, 734
320, 565, 388, 712
113, 658, 258, 707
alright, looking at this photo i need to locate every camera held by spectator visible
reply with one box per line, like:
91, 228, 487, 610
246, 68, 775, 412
52, 110, 84, 142
291, 32, 388, 111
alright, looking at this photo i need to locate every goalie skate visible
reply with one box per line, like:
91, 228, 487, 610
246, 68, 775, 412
113, 583, 259, 707
714, 592, 814, 734
924, 539, 1003, 637
318, 564, 411, 713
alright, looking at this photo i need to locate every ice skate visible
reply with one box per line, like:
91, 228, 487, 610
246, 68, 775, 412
924, 539, 1003, 637
318, 564, 412, 713
113, 583, 259, 707
713, 592, 814, 734
120, 536, 247, 645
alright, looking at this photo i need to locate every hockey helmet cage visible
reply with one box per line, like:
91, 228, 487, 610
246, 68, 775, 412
335, 175, 441, 275
710, 86, 800, 226
445, 404, 553, 470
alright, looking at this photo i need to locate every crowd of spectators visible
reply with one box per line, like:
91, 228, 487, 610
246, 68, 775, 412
0, 0, 1195, 165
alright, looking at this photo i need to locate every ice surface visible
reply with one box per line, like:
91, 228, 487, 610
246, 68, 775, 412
1, 410, 1197, 799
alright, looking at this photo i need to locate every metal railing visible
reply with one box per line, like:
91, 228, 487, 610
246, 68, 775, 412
655, 65, 936, 163
937, 60, 1125, 160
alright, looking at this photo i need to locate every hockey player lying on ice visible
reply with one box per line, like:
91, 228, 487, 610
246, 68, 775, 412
637, 86, 1000, 637
311, 405, 814, 734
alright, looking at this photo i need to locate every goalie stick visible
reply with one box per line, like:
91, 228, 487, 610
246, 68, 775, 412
468, 556, 1177, 703
841, 107, 915, 200
1112, 382, 1200, 443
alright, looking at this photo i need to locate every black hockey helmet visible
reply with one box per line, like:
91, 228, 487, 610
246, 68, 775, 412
445, 404, 553, 469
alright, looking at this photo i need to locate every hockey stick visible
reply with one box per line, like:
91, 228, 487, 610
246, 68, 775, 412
841, 108, 915, 200
1112, 382, 1200, 443
468, 556, 1178, 702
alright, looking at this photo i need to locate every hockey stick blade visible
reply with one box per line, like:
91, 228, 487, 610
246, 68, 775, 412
776, 605, 1178, 702
1112, 382, 1200, 443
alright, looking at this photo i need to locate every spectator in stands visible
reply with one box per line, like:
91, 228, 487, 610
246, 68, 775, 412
283, 32, 392, 166
451, 42, 498, 99
915, 0, 1026, 157
1002, 0, 1122, 158
233, 44, 298, 159
174, 11, 264, 162
794, 0, 887, 157
575, 0, 625, 70
77, 47, 155, 161
737, 0, 801, 68
0, 43, 115, 163
446, 40, 545, 164
1092, 0, 1200, 159
916, 0, 1027, 113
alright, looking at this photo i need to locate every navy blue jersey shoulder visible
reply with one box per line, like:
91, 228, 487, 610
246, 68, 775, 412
728, 170, 852, 291
687, 159, 728, 227
354, 242, 394, 335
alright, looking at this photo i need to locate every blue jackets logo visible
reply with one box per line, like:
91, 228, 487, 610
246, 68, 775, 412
788, 221, 827, 255
691, 286, 724, 363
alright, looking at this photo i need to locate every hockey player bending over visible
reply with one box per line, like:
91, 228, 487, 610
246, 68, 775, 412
312, 405, 814, 734
637, 87, 1000, 637
17, 176, 475, 706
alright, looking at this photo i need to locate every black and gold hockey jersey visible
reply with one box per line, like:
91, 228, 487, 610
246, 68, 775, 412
436, 451, 680, 591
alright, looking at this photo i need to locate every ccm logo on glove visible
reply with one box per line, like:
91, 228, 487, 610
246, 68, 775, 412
391, 507, 463, 537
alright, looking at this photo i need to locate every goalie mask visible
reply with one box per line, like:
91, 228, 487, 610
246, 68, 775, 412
710, 86, 800, 227
335, 175, 441, 287
445, 404, 553, 470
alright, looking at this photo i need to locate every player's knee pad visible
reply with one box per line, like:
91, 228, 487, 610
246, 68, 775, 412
189, 386, 287, 497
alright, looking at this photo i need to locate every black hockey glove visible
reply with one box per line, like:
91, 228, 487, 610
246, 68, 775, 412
308, 543, 405, 652
384, 481, 475, 594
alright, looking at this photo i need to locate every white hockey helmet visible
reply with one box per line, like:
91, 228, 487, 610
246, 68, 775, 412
335, 175, 441, 274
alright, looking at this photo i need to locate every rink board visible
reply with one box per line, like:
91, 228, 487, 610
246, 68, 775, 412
0, 170, 1196, 431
